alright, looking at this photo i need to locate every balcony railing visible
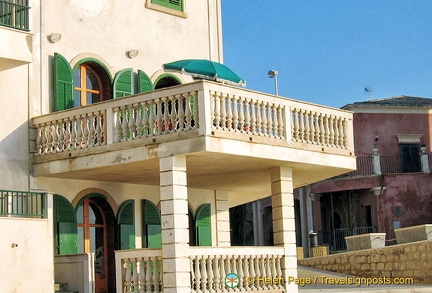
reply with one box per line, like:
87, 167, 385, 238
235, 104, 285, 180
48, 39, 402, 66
334, 156, 374, 178
0, 189, 45, 218
33, 81, 354, 157
115, 246, 285, 293
0, 0, 30, 31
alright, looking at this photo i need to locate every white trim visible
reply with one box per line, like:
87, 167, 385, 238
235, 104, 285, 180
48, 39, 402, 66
397, 134, 423, 144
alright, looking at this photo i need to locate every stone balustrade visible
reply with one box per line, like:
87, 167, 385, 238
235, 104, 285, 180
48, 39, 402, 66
33, 81, 354, 157
115, 248, 163, 293
189, 246, 285, 292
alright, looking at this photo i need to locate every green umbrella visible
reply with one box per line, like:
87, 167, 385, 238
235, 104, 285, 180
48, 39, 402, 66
163, 59, 246, 87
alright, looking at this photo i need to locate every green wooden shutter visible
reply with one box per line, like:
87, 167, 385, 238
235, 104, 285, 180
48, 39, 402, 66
117, 200, 135, 250
152, 0, 183, 11
54, 195, 78, 255
113, 68, 133, 99
143, 200, 162, 248
138, 70, 154, 93
54, 53, 73, 111
195, 204, 212, 246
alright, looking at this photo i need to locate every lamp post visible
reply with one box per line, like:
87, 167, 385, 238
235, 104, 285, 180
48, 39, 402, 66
268, 70, 279, 96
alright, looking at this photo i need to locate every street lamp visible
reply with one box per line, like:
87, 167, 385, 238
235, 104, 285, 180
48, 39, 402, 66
268, 70, 279, 96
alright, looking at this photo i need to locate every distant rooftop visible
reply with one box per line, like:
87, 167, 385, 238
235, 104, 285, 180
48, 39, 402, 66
342, 95, 432, 109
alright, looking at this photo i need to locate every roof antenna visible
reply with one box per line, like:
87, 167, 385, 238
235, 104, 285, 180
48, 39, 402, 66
364, 87, 372, 100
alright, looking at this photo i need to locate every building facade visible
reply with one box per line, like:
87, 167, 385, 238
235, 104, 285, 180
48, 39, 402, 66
0, 1, 355, 292
297, 96, 432, 253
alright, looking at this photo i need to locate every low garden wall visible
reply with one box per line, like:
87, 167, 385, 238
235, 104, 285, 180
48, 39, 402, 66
298, 240, 432, 284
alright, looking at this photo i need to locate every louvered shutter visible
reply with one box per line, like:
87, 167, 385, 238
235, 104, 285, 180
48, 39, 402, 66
54, 53, 73, 111
138, 70, 154, 93
152, 0, 183, 11
143, 200, 162, 248
117, 200, 135, 250
54, 195, 78, 255
113, 68, 133, 98
195, 204, 212, 246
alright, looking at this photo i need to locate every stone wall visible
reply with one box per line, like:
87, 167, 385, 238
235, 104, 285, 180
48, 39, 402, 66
298, 240, 432, 284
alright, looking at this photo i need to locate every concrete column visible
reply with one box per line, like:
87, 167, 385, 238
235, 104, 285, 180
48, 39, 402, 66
420, 145, 429, 173
215, 190, 231, 246
372, 145, 382, 175
271, 167, 298, 293
160, 156, 190, 293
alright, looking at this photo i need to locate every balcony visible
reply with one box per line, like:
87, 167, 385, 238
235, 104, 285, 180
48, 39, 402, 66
0, 0, 30, 31
32, 81, 355, 192
0, 189, 45, 218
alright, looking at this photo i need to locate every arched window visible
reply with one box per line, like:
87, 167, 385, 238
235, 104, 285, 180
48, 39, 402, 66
154, 74, 182, 89
73, 62, 111, 107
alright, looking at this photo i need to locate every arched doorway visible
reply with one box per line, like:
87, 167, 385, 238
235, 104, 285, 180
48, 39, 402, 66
76, 196, 115, 293
154, 74, 181, 89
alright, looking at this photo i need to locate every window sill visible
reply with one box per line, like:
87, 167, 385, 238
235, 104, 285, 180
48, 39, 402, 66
145, 1, 188, 18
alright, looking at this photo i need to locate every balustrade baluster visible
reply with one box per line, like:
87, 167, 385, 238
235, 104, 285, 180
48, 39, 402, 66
250, 100, 257, 135
177, 95, 185, 131
276, 255, 283, 289
277, 106, 284, 139
200, 255, 208, 292
220, 93, 227, 130
266, 103, 272, 137
195, 256, 202, 292
142, 101, 149, 137
255, 101, 262, 135
243, 256, 250, 291
226, 95, 233, 131
261, 102, 268, 136
44, 124, 53, 154
128, 106, 136, 140
207, 256, 214, 291
292, 109, 299, 141
155, 98, 163, 134
56, 120, 63, 152
236, 255, 244, 291
231, 256, 238, 292
333, 116, 340, 148
35, 125, 42, 155
184, 93, 192, 130
304, 111, 311, 143
254, 256, 261, 290
265, 255, 272, 289
213, 255, 220, 291
298, 109, 306, 142
130, 259, 138, 293
248, 255, 257, 291
191, 257, 196, 292
192, 92, 199, 129
160, 97, 168, 133
312, 112, 318, 144
237, 97, 245, 133
80, 114, 89, 147
342, 118, 348, 148
324, 114, 330, 146
138, 258, 145, 293
89, 112, 97, 146
212, 91, 220, 129
113, 108, 121, 142
95, 112, 103, 145
124, 259, 132, 293
232, 97, 239, 132
169, 96, 177, 132
244, 99, 251, 134
119, 107, 128, 142
134, 104, 143, 139
153, 256, 161, 292
270, 255, 277, 289
220, 256, 227, 292
145, 257, 151, 292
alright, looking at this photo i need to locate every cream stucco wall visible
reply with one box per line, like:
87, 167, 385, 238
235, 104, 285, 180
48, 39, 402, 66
0, 216, 54, 293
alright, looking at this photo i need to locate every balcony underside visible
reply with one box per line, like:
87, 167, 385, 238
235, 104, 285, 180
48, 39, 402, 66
32, 135, 355, 193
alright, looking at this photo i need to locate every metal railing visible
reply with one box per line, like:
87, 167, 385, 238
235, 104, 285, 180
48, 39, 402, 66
318, 226, 377, 251
0, 190, 45, 218
334, 156, 374, 178
0, 0, 30, 31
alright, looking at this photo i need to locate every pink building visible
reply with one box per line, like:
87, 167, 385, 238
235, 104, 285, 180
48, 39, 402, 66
297, 96, 432, 252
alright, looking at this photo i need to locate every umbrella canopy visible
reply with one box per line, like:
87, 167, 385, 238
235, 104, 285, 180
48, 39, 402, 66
163, 59, 246, 86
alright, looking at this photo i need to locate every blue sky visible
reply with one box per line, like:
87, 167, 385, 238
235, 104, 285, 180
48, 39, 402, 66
221, 1, 432, 108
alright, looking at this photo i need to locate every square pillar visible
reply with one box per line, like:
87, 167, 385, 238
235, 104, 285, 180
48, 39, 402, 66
160, 156, 191, 293
215, 190, 231, 246
271, 167, 298, 293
